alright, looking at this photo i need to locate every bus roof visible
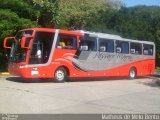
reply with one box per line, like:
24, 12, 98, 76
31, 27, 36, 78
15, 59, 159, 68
77, 30, 154, 45
20, 28, 83, 36
19, 28, 154, 45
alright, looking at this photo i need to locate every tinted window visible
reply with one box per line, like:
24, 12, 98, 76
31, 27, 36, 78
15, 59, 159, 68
79, 40, 97, 51
15, 30, 33, 40
143, 44, 154, 56
79, 36, 97, 51
130, 43, 142, 55
116, 41, 129, 54
56, 34, 77, 49
29, 32, 55, 64
99, 38, 114, 52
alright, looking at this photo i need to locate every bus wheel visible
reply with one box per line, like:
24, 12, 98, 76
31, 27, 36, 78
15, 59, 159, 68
54, 67, 67, 83
129, 68, 136, 79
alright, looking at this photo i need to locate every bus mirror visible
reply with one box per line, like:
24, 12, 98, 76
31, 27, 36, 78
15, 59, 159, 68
3, 37, 17, 49
21, 36, 33, 49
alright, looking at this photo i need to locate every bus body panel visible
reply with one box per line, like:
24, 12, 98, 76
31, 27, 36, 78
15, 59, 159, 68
8, 58, 155, 78
5, 28, 155, 80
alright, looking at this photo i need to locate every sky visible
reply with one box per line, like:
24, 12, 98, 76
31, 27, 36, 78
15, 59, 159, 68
122, 0, 160, 7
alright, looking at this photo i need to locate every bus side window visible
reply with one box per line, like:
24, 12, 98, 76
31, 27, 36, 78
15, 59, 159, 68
99, 38, 114, 53
130, 43, 142, 55
79, 40, 97, 51
116, 41, 129, 54
57, 34, 77, 49
143, 44, 153, 56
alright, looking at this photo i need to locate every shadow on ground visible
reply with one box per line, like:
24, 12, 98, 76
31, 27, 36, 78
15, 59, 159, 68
5, 76, 144, 83
5, 76, 160, 88
153, 74, 160, 78
136, 75, 160, 88
6, 77, 53, 83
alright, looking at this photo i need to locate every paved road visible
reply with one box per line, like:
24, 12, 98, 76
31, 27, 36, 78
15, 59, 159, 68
0, 76, 160, 114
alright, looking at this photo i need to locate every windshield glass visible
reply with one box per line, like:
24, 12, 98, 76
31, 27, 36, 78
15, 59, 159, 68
29, 32, 55, 64
10, 30, 33, 62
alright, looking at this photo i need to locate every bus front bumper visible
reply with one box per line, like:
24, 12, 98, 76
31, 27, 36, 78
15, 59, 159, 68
8, 67, 42, 78
8, 64, 53, 78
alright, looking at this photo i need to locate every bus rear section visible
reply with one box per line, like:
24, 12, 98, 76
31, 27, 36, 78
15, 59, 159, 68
65, 32, 155, 80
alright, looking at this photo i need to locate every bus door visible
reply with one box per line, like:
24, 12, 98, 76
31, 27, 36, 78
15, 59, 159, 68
29, 32, 55, 64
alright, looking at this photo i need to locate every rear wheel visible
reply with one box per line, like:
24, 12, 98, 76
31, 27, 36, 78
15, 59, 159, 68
54, 67, 67, 83
129, 68, 136, 79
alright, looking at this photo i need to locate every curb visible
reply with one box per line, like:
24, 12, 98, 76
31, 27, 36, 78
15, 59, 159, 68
0, 72, 10, 76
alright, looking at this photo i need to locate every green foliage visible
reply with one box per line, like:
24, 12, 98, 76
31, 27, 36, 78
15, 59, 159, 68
84, 6, 160, 60
59, 0, 123, 29
32, 0, 123, 29
0, 9, 37, 42
0, 0, 160, 70
0, 9, 36, 39
0, 0, 40, 20
0, 0, 38, 71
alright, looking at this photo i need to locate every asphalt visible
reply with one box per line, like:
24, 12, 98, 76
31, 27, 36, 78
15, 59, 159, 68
0, 76, 160, 114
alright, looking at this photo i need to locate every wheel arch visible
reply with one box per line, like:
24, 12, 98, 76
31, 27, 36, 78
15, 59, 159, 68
129, 66, 137, 74
129, 66, 137, 79
55, 65, 70, 77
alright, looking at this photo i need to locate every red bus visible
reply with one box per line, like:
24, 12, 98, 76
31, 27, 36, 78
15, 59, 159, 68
4, 28, 155, 82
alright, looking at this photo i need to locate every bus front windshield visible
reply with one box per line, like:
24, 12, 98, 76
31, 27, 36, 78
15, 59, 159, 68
10, 30, 33, 62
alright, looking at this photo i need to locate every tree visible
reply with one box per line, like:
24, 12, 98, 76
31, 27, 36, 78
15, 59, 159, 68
0, 0, 40, 20
0, 0, 38, 71
32, 0, 123, 29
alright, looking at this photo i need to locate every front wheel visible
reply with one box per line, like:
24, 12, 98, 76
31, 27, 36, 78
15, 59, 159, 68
54, 67, 67, 83
129, 68, 137, 79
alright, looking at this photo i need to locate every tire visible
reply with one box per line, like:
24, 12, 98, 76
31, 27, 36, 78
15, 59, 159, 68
129, 68, 136, 79
54, 67, 67, 83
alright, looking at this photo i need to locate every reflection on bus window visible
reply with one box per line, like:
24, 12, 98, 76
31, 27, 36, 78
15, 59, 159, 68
99, 38, 114, 52
15, 30, 33, 40
143, 44, 153, 56
56, 34, 77, 49
116, 41, 129, 54
79, 40, 97, 51
29, 32, 55, 64
130, 42, 142, 55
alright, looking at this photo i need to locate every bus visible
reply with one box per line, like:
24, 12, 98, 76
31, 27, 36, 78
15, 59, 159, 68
3, 28, 155, 82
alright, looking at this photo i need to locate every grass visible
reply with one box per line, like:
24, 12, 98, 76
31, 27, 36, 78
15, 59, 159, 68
0, 67, 8, 72
156, 67, 160, 72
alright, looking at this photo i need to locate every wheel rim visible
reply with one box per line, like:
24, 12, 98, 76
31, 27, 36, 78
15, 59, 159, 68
130, 70, 135, 78
55, 70, 65, 81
